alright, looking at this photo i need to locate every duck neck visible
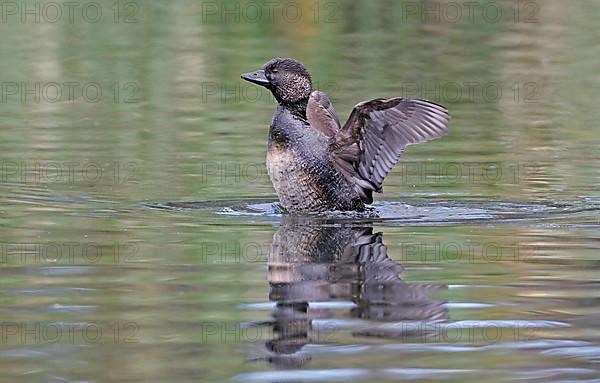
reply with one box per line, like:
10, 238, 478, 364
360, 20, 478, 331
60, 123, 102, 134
281, 98, 308, 120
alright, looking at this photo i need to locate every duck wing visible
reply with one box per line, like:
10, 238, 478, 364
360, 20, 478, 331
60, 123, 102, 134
332, 98, 450, 203
306, 90, 341, 137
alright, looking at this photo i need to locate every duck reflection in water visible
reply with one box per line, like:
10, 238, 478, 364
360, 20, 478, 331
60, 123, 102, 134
250, 216, 448, 367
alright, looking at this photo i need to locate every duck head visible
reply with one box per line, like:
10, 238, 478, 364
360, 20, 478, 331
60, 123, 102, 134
241, 58, 312, 105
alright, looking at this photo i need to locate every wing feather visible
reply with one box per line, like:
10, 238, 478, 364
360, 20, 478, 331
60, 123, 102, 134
306, 90, 341, 136
332, 98, 450, 203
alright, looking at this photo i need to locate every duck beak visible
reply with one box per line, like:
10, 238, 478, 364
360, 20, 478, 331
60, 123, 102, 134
241, 69, 270, 87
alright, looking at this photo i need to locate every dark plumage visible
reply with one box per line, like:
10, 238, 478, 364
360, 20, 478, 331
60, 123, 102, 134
241, 58, 450, 213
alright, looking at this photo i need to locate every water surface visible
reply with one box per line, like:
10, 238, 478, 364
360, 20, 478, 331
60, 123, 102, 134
1, 1, 599, 382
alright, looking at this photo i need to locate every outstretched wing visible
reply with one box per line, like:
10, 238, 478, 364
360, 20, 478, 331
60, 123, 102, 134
333, 98, 450, 203
306, 90, 341, 137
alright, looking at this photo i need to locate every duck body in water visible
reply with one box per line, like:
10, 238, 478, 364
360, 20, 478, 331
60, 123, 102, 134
241, 58, 450, 213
